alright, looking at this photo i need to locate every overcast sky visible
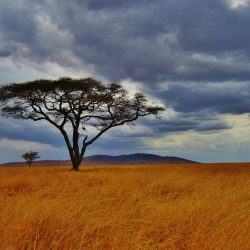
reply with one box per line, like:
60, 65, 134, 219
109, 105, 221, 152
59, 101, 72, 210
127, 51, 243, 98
1, 0, 250, 163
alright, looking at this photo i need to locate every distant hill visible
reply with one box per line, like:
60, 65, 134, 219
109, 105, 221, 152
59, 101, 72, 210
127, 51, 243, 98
82, 153, 196, 164
0, 153, 196, 166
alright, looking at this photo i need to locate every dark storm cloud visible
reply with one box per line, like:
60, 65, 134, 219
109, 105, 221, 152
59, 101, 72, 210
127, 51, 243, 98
160, 83, 250, 114
0, 2, 38, 54
42, 0, 250, 82
0, 119, 64, 147
1, 0, 250, 83
195, 120, 232, 132
85, 0, 148, 10
155, 119, 232, 134
139, 112, 233, 136
0, 49, 10, 57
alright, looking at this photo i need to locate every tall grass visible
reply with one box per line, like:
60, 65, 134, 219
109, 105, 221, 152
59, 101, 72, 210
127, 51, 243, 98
0, 163, 249, 249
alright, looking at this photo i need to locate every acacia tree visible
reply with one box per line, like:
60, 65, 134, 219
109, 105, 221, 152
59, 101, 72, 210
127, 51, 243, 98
0, 77, 165, 171
22, 151, 40, 167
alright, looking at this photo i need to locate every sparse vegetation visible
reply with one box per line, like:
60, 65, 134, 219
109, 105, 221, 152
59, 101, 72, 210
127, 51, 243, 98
21, 151, 40, 167
0, 163, 249, 249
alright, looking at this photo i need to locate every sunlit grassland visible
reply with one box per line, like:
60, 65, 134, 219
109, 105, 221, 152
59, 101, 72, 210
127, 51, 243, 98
0, 163, 249, 249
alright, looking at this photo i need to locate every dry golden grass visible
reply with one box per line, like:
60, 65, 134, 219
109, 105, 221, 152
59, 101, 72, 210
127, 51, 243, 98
0, 163, 249, 250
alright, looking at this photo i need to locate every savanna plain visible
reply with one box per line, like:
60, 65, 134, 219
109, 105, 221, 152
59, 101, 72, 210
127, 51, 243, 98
0, 163, 249, 250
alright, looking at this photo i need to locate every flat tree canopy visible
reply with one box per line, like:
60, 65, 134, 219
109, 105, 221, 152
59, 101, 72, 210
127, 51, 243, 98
22, 151, 40, 167
0, 77, 165, 171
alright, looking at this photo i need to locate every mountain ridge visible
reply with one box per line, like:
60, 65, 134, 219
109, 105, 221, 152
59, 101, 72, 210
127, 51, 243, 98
0, 153, 197, 166
82, 153, 196, 164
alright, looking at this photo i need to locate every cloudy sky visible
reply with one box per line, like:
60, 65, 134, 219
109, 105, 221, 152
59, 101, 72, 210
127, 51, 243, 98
1, 0, 250, 163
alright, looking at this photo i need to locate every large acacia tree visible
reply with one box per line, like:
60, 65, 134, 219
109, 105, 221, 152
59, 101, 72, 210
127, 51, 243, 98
0, 77, 165, 171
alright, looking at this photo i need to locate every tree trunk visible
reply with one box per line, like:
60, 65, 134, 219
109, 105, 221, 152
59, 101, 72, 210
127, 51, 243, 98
71, 157, 82, 171
72, 165, 79, 171
62, 130, 85, 171
71, 160, 79, 171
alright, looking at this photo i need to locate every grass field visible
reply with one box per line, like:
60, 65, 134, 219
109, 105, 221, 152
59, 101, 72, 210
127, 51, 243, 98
0, 163, 249, 250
